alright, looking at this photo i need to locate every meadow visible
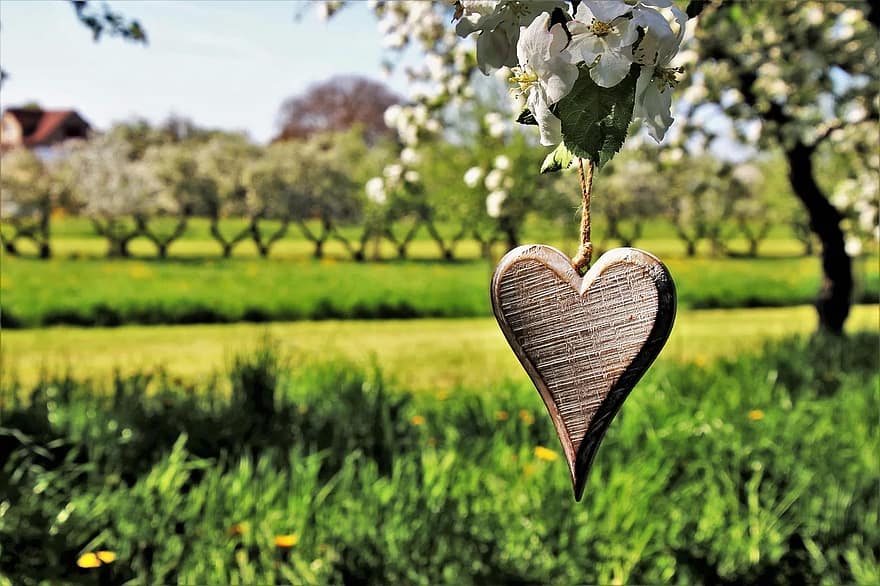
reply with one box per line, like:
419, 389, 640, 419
3, 219, 878, 328
3, 217, 879, 585
1, 334, 878, 584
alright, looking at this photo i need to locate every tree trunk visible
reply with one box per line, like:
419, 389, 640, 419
39, 242, 51, 259
222, 244, 233, 258
109, 238, 131, 258
157, 243, 169, 259
786, 142, 852, 334
685, 240, 696, 257
499, 217, 518, 251
3, 239, 18, 256
313, 239, 324, 259
746, 239, 758, 258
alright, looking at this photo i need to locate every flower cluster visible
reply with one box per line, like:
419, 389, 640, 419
456, 0, 689, 145
365, 147, 422, 207
464, 154, 514, 218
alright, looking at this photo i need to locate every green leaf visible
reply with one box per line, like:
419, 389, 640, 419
556, 65, 638, 168
516, 109, 537, 126
541, 143, 574, 174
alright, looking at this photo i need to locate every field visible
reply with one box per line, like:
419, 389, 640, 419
3, 218, 879, 585
3, 305, 879, 389
3, 218, 879, 328
2, 334, 878, 584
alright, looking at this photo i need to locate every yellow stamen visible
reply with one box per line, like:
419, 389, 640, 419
590, 19, 615, 37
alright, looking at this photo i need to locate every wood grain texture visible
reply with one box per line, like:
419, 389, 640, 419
491, 245, 676, 500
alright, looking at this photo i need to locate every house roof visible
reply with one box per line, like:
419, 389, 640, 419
4, 108, 90, 146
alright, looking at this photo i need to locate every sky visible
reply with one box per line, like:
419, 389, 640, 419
0, 0, 413, 143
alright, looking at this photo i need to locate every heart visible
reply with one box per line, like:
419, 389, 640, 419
491, 245, 676, 500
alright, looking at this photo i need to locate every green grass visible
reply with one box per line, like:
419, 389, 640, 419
2, 334, 878, 584
3, 251, 877, 328
3, 305, 878, 390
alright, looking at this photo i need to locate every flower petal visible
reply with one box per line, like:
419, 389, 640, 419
477, 29, 516, 73
590, 47, 634, 87
639, 85, 674, 142
582, 0, 632, 23
542, 59, 579, 103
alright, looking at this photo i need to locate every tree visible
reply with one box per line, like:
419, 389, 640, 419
682, 0, 879, 333
141, 143, 214, 258
195, 134, 262, 258
275, 76, 401, 144
598, 146, 668, 248
0, 148, 66, 258
240, 142, 310, 258
66, 133, 161, 257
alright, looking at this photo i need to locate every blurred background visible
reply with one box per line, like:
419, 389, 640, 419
0, 1, 878, 584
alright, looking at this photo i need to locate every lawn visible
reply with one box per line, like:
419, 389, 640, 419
2, 333, 877, 584
3, 305, 878, 390
3, 251, 878, 328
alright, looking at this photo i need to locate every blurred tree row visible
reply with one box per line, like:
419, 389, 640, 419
2, 116, 859, 263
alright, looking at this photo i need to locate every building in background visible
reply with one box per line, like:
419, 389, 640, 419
1, 107, 91, 154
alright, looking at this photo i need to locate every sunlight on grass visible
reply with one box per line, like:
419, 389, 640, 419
3, 305, 877, 390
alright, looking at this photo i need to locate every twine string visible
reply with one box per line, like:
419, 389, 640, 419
572, 158, 594, 274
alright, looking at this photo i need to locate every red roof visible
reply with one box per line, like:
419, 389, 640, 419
5, 108, 91, 146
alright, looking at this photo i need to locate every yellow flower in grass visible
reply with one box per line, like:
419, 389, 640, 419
410, 415, 426, 426
534, 446, 559, 462
518, 410, 534, 426
275, 533, 299, 549
228, 522, 248, 536
77, 551, 116, 568
748, 409, 765, 422
435, 390, 449, 401
495, 410, 509, 421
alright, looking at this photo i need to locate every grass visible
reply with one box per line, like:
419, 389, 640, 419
1, 334, 878, 584
3, 251, 878, 328
3, 305, 878, 390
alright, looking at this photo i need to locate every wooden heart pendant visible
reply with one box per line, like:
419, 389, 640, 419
491, 246, 676, 500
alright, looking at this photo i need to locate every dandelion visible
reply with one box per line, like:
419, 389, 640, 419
495, 410, 510, 421
748, 409, 765, 422
410, 414, 426, 426
518, 409, 534, 425
534, 446, 559, 462
228, 522, 248, 536
522, 463, 537, 477
274, 533, 299, 549
76, 550, 115, 569
77, 553, 101, 569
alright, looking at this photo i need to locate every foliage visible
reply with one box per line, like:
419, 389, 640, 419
275, 75, 401, 143
1, 334, 878, 584
0, 148, 67, 258
70, 0, 147, 44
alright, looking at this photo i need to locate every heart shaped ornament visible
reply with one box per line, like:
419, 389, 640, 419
491, 245, 676, 500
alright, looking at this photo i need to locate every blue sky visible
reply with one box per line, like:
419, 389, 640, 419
0, 1, 412, 143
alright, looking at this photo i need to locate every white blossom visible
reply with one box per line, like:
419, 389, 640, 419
400, 147, 421, 165
494, 154, 511, 170
565, 1, 638, 87
365, 177, 387, 205
486, 189, 507, 218
463, 166, 484, 188
485, 168, 505, 191
456, 0, 566, 73
510, 12, 578, 146
632, 3, 687, 141
484, 112, 507, 138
